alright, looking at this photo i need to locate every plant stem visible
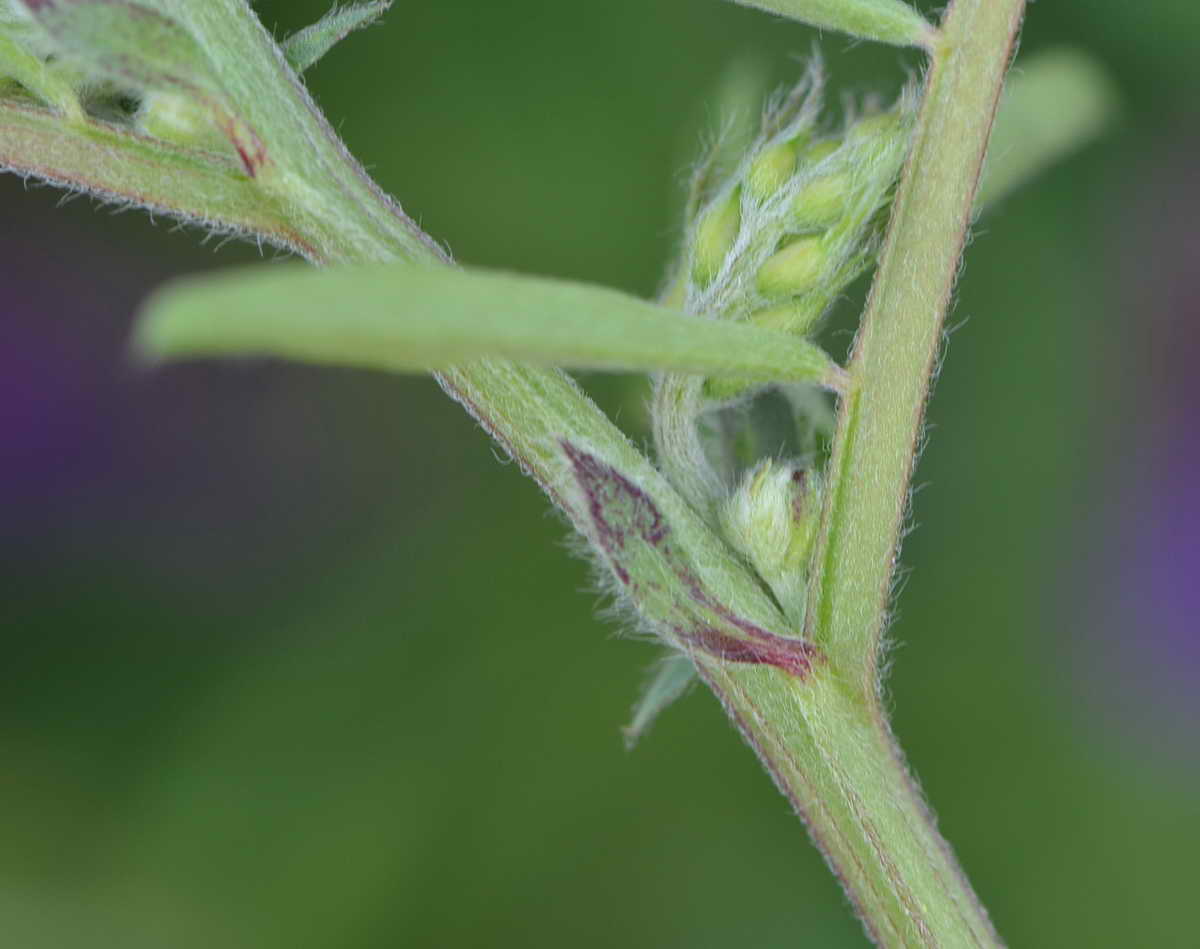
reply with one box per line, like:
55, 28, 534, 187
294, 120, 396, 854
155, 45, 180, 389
742, 0, 1023, 942
652, 373, 726, 517
697, 659, 997, 945
811, 0, 1026, 675
170, 1, 1026, 942
2, 0, 1024, 941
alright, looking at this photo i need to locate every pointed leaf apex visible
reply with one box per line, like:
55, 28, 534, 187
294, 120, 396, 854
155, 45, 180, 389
727, 0, 936, 51
282, 1, 392, 74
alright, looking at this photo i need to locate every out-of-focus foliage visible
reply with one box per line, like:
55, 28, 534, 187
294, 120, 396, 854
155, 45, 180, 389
2, 1, 1197, 947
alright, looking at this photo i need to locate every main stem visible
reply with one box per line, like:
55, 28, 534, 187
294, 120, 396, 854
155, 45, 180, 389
698, 660, 996, 945
761, 0, 1022, 943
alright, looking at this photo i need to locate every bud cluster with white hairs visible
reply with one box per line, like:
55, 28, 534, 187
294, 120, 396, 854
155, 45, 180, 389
672, 62, 916, 403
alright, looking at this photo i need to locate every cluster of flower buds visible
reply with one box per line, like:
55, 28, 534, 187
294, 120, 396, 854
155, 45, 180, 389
673, 65, 915, 401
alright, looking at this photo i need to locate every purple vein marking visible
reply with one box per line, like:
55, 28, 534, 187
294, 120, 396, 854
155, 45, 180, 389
562, 440, 818, 678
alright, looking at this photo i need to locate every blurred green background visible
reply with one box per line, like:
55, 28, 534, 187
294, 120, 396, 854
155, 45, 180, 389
3, 1, 1198, 946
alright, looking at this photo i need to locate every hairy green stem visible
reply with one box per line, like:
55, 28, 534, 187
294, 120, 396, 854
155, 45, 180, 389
697, 660, 996, 946
811, 0, 1025, 677
764, 0, 1023, 942
645, 1, 1026, 934
651, 373, 726, 517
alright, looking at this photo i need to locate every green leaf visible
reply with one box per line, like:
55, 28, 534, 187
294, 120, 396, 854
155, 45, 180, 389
622, 654, 697, 749
977, 48, 1118, 211
136, 263, 846, 388
282, 1, 391, 74
724, 0, 935, 50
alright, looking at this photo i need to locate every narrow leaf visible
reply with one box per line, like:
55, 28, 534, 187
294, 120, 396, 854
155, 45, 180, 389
724, 0, 935, 50
136, 263, 846, 389
977, 48, 1118, 211
623, 654, 697, 749
282, 1, 391, 74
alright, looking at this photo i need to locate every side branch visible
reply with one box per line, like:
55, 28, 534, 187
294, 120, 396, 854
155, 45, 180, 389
810, 0, 1027, 676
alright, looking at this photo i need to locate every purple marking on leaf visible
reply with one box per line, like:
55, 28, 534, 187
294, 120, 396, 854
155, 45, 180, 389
676, 566, 818, 674
677, 625, 817, 677
790, 469, 809, 519
679, 571, 819, 675
712, 604, 818, 674
562, 441, 819, 678
561, 441, 667, 560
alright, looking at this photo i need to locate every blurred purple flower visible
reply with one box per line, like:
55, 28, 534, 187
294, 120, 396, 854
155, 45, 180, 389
1083, 133, 1200, 746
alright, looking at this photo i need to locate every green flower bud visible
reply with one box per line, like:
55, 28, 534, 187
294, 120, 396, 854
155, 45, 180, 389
756, 236, 826, 299
802, 139, 840, 165
747, 141, 797, 200
845, 109, 902, 151
720, 460, 823, 623
691, 189, 741, 286
748, 299, 821, 337
660, 274, 687, 310
784, 469, 823, 573
790, 172, 852, 231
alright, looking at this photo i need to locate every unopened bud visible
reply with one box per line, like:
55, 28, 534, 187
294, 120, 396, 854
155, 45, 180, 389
802, 139, 840, 165
756, 236, 826, 299
845, 109, 902, 152
749, 299, 821, 337
691, 190, 741, 286
660, 275, 686, 309
790, 172, 851, 231
747, 141, 797, 200
720, 460, 823, 622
